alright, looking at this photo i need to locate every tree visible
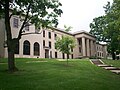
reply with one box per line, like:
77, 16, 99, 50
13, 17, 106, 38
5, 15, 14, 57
0, 0, 63, 72
64, 25, 73, 32
89, 1, 120, 60
55, 35, 75, 65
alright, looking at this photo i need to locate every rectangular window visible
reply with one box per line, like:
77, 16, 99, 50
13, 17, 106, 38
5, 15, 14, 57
78, 39, 81, 45
100, 52, 101, 57
55, 52, 57, 58
97, 52, 99, 57
49, 41, 51, 48
13, 18, 19, 28
48, 32, 51, 39
55, 43, 57, 49
79, 47, 81, 53
25, 23, 29, 31
71, 48, 73, 52
71, 54, 73, 59
43, 30, 45, 37
54, 34, 57, 40
50, 51, 52, 58
43, 40, 45, 47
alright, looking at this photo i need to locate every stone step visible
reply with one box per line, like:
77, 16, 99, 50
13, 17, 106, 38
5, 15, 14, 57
110, 70, 120, 74
90, 59, 120, 75
102, 67, 120, 70
97, 64, 113, 67
91, 60, 103, 65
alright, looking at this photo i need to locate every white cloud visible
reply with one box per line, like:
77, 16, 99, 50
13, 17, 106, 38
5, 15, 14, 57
58, 0, 113, 32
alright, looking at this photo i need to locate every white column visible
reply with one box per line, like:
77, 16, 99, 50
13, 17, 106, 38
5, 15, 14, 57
93, 41, 96, 56
90, 40, 93, 56
86, 39, 90, 57
19, 40, 23, 57
82, 37, 86, 56
30, 42, 33, 58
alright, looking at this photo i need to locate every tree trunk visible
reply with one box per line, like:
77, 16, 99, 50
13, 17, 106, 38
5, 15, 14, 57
7, 44, 18, 72
4, 0, 18, 72
67, 54, 69, 65
8, 51, 16, 71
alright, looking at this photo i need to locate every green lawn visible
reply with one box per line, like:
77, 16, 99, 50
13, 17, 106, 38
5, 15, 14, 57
0, 58, 120, 90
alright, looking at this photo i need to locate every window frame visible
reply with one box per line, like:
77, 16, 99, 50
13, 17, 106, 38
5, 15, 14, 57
13, 18, 19, 28
48, 32, 51, 39
34, 42, 40, 56
23, 40, 30, 55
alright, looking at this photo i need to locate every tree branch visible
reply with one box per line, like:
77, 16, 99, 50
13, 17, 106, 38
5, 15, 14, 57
24, 23, 33, 27
17, 4, 31, 40
9, 13, 14, 19
26, 14, 34, 24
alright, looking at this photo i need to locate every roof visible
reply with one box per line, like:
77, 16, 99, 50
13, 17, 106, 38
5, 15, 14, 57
72, 30, 96, 38
49, 27, 73, 36
50, 27, 95, 38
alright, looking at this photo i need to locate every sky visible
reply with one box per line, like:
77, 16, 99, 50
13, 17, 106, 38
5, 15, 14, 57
58, 0, 113, 32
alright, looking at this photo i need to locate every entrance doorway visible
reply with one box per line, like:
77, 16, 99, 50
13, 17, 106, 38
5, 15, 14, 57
45, 49, 49, 58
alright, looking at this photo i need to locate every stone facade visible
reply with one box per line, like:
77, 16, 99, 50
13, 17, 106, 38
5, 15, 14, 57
0, 16, 107, 59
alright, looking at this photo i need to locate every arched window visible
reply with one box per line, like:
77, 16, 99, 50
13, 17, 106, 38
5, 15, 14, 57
23, 40, 30, 55
34, 42, 40, 56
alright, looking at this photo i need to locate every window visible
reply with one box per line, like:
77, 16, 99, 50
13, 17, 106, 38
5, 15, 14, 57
25, 23, 29, 31
50, 51, 52, 58
100, 52, 101, 57
48, 32, 51, 39
49, 41, 51, 48
34, 42, 40, 56
13, 18, 19, 28
43, 30, 45, 37
102, 53, 103, 57
78, 39, 81, 45
71, 48, 73, 52
15, 42, 19, 54
23, 40, 30, 55
71, 54, 73, 59
43, 40, 45, 47
55, 52, 57, 58
54, 34, 57, 40
97, 52, 99, 57
79, 47, 81, 53
55, 43, 57, 49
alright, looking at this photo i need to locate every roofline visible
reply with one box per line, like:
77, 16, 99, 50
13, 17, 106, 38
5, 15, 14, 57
73, 31, 96, 38
49, 27, 73, 36
49, 27, 96, 38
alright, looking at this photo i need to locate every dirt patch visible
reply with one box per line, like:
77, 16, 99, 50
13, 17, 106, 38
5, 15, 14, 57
26, 61, 48, 63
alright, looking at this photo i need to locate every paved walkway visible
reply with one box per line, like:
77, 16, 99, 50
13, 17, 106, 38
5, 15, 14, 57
90, 59, 120, 75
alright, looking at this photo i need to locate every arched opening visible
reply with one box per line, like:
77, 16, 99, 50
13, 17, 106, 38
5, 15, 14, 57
23, 40, 30, 55
34, 42, 40, 56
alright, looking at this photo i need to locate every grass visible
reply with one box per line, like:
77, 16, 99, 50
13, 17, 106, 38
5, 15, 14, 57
0, 58, 120, 90
103, 59, 120, 67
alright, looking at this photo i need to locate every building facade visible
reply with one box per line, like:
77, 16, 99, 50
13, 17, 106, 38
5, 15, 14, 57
0, 16, 107, 59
